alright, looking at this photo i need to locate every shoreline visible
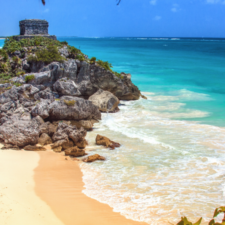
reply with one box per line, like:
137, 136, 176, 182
34, 150, 148, 225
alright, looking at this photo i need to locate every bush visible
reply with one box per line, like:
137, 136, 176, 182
63, 99, 76, 106
12, 56, 21, 64
97, 60, 113, 71
27, 45, 65, 64
61, 41, 68, 45
0, 49, 8, 61
13, 82, 22, 87
90, 57, 96, 63
0, 62, 10, 73
16, 71, 25, 76
76, 54, 85, 61
114, 72, 124, 79
25, 74, 35, 83
68, 46, 81, 55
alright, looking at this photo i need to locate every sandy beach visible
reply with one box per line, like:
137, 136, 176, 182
0, 147, 147, 225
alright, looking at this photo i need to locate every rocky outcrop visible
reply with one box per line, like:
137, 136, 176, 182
0, 119, 40, 147
83, 154, 106, 163
65, 146, 86, 157
31, 99, 51, 119
48, 96, 101, 121
70, 119, 97, 131
24, 145, 46, 151
96, 134, 121, 150
88, 89, 119, 112
38, 133, 52, 146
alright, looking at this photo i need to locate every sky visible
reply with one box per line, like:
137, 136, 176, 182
0, 0, 225, 37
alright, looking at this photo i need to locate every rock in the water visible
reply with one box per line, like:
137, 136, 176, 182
88, 89, 119, 112
96, 134, 121, 150
48, 96, 101, 121
141, 94, 147, 100
24, 145, 46, 151
65, 146, 85, 157
83, 154, 106, 163
38, 133, 52, 146
0, 119, 40, 147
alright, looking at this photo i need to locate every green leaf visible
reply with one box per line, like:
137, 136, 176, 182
209, 219, 215, 225
193, 217, 202, 225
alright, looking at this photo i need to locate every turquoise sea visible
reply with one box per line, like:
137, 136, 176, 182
1, 37, 225, 224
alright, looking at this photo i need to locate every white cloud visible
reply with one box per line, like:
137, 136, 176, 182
206, 0, 225, 3
171, 4, 179, 12
150, 0, 157, 5
153, 16, 161, 21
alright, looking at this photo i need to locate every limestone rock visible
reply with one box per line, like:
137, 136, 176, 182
70, 119, 97, 131
0, 119, 40, 147
53, 78, 81, 97
52, 146, 62, 152
31, 99, 51, 119
83, 154, 106, 163
24, 145, 46, 151
40, 122, 57, 137
38, 133, 52, 146
1, 144, 20, 150
48, 96, 101, 121
96, 134, 121, 150
89, 89, 119, 112
65, 146, 86, 157
76, 139, 88, 149
62, 140, 74, 150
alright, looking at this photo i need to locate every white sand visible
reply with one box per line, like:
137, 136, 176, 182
0, 149, 64, 225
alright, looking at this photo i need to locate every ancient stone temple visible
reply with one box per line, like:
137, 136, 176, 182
20, 19, 48, 35
13, 19, 56, 41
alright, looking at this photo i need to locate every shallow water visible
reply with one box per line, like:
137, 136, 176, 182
1, 38, 225, 224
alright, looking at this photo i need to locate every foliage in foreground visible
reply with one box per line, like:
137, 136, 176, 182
25, 75, 35, 83
175, 207, 225, 225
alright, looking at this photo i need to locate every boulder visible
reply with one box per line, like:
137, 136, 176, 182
62, 140, 74, 150
31, 99, 51, 119
65, 146, 86, 157
52, 146, 62, 152
25, 71, 53, 85
52, 122, 87, 145
96, 134, 121, 150
48, 96, 101, 121
70, 119, 97, 131
141, 94, 147, 100
83, 154, 106, 163
88, 89, 119, 112
0, 119, 40, 147
38, 133, 52, 146
24, 145, 46, 151
1, 144, 20, 150
76, 139, 88, 149
39, 122, 57, 137
53, 78, 81, 97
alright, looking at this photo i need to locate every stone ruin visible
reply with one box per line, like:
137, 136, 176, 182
13, 19, 56, 41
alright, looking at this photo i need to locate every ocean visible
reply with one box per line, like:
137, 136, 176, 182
1, 37, 225, 224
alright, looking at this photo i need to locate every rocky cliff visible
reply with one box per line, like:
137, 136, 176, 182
0, 36, 141, 152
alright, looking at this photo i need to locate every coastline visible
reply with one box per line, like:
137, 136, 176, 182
34, 150, 148, 225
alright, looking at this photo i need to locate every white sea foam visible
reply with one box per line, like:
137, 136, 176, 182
80, 90, 225, 225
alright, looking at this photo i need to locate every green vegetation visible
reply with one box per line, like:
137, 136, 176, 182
27, 45, 65, 64
76, 54, 85, 61
63, 99, 76, 106
61, 41, 68, 45
13, 82, 22, 87
3, 36, 67, 54
90, 57, 96, 63
25, 74, 35, 83
176, 206, 225, 225
16, 71, 25, 76
0, 49, 8, 61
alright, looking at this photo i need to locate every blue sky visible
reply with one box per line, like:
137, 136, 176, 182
0, 0, 225, 37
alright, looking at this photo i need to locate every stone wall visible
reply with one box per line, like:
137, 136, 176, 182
20, 19, 49, 35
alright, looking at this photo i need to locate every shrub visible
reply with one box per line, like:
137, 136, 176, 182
12, 56, 21, 64
16, 71, 25, 76
25, 74, 35, 83
27, 45, 65, 64
68, 46, 80, 55
90, 57, 96, 63
0, 62, 10, 73
97, 60, 112, 71
63, 99, 76, 106
13, 82, 22, 87
61, 41, 68, 45
76, 54, 85, 61
114, 72, 124, 79
0, 49, 8, 61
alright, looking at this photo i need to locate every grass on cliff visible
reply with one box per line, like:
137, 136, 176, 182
3, 36, 67, 54
27, 45, 65, 64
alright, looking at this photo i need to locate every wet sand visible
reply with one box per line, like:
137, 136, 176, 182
34, 150, 148, 225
